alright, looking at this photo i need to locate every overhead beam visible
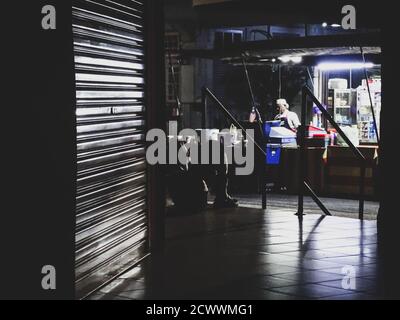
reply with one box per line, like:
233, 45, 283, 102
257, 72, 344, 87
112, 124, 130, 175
226, 54, 381, 67
193, 0, 382, 28
181, 32, 382, 60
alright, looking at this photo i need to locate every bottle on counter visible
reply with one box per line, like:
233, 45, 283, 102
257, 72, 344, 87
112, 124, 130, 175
329, 130, 337, 146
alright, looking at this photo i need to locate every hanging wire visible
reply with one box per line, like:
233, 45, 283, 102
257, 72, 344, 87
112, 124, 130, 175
278, 65, 282, 98
241, 55, 264, 140
167, 50, 182, 116
307, 67, 314, 88
242, 56, 257, 108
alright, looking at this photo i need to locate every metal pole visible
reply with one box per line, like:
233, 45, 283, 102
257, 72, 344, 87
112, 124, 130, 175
204, 87, 266, 156
359, 163, 366, 219
304, 85, 366, 219
304, 182, 332, 216
204, 87, 268, 210
202, 87, 207, 128
360, 46, 380, 144
167, 51, 182, 116
242, 56, 257, 108
297, 87, 307, 218
307, 67, 314, 88
305, 87, 365, 162
350, 68, 352, 89
262, 174, 267, 210
242, 57, 264, 138
278, 65, 282, 98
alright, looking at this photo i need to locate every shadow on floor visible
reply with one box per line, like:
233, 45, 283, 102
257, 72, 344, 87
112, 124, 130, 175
88, 206, 398, 300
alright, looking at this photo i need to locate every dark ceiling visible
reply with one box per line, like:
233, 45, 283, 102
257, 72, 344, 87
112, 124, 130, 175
165, 0, 382, 29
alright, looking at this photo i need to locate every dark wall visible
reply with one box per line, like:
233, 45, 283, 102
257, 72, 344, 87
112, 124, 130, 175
376, 4, 400, 298
2, 1, 76, 299
146, 0, 167, 252
2, 0, 166, 300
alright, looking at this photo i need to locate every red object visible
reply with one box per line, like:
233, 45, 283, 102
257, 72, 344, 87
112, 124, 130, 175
306, 125, 327, 138
313, 133, 329, 137
307, 125, 324, 132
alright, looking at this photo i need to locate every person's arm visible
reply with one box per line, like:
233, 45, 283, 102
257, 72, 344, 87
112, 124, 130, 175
291, 112, 301, 129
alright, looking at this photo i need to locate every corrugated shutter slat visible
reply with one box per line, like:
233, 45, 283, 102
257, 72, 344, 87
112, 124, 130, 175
73, 0, 147, 298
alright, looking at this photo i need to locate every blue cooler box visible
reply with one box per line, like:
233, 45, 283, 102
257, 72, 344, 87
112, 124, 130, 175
266, 144, 281, 165
264, 120, 281, 138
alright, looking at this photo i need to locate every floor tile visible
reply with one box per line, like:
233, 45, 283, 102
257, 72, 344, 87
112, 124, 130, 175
270, 283, 352, 299
90, 207, 383, 300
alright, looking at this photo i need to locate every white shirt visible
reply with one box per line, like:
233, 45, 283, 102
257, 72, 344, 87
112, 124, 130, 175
275, 110, 301, 130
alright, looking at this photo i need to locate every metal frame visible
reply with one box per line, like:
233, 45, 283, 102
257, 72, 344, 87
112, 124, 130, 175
299, 86, 367, 220
202, 87, 268, 208
202, 87, 266, 156
201, 86, 367, 219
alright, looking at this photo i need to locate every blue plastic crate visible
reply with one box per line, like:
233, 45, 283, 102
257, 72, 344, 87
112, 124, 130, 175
266, 144, 281, 165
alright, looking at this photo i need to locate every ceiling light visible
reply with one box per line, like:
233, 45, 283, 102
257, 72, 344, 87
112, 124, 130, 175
316, 62, 374, 71
290, 56, 302, 63
278, 56, 291, 63
278, 56, 302, 64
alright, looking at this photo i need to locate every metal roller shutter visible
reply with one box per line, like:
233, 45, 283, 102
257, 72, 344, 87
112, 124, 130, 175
73, 0, 148, 298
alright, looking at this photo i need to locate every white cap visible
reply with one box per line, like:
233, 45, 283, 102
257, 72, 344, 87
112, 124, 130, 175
276, 98, 289, 108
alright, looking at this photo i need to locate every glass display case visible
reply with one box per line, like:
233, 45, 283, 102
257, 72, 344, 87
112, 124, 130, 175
327, 89, 357, 126
357, 80, 381, 143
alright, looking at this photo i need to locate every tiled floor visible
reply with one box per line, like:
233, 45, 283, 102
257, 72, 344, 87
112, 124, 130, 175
234, 193, 379, 220
89, 207, 383, 300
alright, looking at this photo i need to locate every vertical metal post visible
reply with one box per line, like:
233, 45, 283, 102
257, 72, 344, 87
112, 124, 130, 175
202, 87, 207, 128
359, 162, 366, 219
262, 169, 267, 209
360, 46, 380, 144
297, 87, 307, 218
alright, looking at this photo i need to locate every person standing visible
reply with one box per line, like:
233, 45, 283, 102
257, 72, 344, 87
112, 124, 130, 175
274, 98, 301, 131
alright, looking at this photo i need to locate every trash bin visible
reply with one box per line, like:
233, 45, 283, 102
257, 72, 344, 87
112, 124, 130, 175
266, 144, 281, 165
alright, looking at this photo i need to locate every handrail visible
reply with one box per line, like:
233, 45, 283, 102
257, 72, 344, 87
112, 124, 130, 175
304, 86, 366, 163
202, 87, 268, 209
299, 86, 367, 219
202, 87, 266, 156
202, 86, 367, 219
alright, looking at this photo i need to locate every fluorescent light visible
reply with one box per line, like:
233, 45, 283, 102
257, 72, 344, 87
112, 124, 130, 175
278, 56, 291, 63
316, 62, 374, 71
278, 56, 302, 64
259, 58, 276, 62
290, 56, 302, 63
